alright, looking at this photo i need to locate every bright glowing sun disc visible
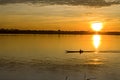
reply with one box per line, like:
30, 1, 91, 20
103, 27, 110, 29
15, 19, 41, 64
91, 22, 103, 31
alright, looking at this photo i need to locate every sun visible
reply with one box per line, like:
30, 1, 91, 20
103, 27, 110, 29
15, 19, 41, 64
91, 22, 103, 31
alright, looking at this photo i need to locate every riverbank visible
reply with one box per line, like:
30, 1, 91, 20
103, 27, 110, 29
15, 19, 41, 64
0, 29, 120, 35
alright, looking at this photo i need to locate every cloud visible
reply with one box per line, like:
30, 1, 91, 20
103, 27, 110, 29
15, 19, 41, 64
0, 0, 120, 7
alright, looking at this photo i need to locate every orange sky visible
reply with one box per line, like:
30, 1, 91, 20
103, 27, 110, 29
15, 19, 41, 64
0, 0, 120, 31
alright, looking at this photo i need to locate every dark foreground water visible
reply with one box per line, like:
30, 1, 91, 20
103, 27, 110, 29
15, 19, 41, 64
0, 34, 120, 80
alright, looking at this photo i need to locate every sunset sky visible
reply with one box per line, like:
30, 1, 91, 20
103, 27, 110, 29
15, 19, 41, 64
0, 0, 120, 31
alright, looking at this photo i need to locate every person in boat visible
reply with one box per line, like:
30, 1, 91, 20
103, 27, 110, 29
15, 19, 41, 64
79, 49, 84, 53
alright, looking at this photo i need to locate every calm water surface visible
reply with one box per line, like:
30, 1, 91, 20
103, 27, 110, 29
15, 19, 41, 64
0, 34, 120, 80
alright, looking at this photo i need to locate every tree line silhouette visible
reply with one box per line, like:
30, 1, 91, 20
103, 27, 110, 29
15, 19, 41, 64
0, 28, 120, 35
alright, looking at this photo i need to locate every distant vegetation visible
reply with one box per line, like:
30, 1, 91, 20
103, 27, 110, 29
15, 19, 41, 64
0, 28, 120, 35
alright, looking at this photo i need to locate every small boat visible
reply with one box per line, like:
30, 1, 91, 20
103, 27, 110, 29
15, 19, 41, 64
66, 49, 84, 54
66, 49, 95, 54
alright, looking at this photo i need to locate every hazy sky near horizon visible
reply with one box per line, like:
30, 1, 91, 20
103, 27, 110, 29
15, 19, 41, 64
0, 0, 120, 31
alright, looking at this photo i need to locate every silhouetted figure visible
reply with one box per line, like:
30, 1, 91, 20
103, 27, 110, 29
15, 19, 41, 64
79, 49, 84, 54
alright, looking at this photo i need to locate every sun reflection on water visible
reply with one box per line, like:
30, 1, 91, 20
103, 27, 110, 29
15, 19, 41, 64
93, 35, 101, 50
89, 35, 103, 65
86, 58, 104, 65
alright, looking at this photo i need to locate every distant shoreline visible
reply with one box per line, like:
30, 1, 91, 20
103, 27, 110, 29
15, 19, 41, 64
0, 29, 120, 35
